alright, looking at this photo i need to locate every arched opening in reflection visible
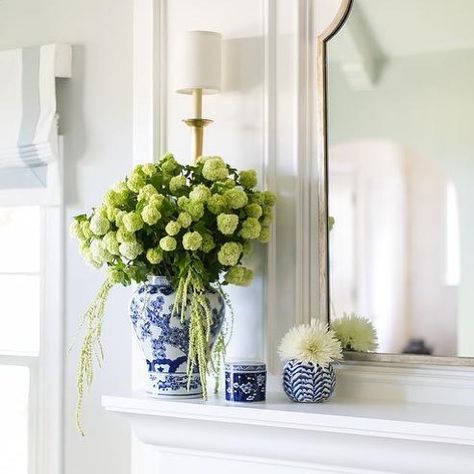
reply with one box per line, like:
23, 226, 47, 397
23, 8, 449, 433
329, 140, 460, 356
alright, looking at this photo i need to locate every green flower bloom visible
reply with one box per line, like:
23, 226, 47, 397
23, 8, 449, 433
169, 175, 187, 193
201, 234, 215, 253
160, 154, 179, 174
70, 220, 85, 240
80, 220, 93, 239
90, 239, 112, 264
258, 226, 271, 243
90, 212, 110, 236
110, 182, 130, 206
148, 194, 166, 209
114, 210, 126, 227
189, 184, 211, 202
182, 231, 203, 251
126, 171, 147, 193
165, 221, 181, 236
142, 163, 157, 177
105, 206, 117, 222
245, 203, 262, 219
207, 194, 226, 215
177, 212, 192, 228
141, 205, 161, 226
202, 156, 228, 181
80, 243, 102, 269
261, 206, 274, 226
103, 190, 118, 208
217, 213, 239, 235
113, 181, 129, 194
217, 242, 242, 266
107, 268, 126, 285
160, 235, 177, 252
116, 227, 135, 243
122, 212, 144, 233
103, 231, 120, 255
138, 184, 158, 201
178, 196, 190, 210
250, 192, 264, 205
239, 170, 258, 189
119, 241, 143, 260
224, 188, 248, 209
146, 247, 163, 264
240, 217, 261, 240
222, 178, 236, 189
187, 201, 204, 221
262, 190, 277, 206
224, 266, 254, 286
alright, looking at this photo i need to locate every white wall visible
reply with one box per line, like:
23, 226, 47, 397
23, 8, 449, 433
0, 1, 133, 473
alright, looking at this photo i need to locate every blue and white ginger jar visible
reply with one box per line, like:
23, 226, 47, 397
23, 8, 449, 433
129, 276, 225, 397
282, 359, 336, 403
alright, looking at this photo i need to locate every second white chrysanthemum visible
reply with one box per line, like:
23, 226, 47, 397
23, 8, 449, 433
278, 321, 342, 367
331, 313, 378, 352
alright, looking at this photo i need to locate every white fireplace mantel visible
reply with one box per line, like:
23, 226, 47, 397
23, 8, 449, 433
103, 390, 474, 473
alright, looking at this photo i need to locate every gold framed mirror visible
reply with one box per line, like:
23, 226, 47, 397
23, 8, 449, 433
318, 0, 474, 365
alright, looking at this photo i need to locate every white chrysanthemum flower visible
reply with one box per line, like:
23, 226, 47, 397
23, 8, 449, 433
278, 321, 342, 367
331, 313, 378, 352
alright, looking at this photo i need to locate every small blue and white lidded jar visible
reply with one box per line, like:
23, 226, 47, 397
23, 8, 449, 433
225, 361, 266, 402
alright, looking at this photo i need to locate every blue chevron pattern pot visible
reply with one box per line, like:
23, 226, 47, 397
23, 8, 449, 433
129, 276, 225, 397
282, 359, 336, 403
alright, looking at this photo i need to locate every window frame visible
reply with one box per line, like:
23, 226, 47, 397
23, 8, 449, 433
0, 161, 63, 474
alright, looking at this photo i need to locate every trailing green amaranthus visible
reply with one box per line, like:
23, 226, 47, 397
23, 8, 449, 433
71, 153, 276, 433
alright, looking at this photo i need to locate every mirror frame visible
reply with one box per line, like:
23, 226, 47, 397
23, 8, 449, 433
316, 0, 474, 366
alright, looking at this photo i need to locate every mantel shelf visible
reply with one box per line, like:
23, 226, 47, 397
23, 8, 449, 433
103, 391, 474, 447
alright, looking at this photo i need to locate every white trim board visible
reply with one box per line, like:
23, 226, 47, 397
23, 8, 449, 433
103, 391, 474, 445
103, 392, 474, 473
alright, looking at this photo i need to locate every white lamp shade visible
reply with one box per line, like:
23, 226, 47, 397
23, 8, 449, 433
175, 31, 222, 95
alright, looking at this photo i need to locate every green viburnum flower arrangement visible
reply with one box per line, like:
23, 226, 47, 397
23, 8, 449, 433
331, 313, 378, 352
71, 153, 276, 432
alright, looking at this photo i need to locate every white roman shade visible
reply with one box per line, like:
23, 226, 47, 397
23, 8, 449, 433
0, 43, 71, 196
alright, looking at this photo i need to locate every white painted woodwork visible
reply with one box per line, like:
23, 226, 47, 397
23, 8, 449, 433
127, 0, 474, 472
104, 389, 474, 473
53, 43, 72, 78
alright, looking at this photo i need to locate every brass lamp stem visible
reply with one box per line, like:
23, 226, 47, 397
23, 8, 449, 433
184, 88, 213, 163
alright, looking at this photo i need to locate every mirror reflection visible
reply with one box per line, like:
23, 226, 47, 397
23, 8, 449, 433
327, 0, 474, 357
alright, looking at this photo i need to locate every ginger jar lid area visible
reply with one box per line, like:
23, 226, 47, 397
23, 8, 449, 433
225, 361, 266, 373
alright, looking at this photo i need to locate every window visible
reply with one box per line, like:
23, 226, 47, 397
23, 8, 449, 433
0, 207, 40, 474
0, 205, 61, 474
